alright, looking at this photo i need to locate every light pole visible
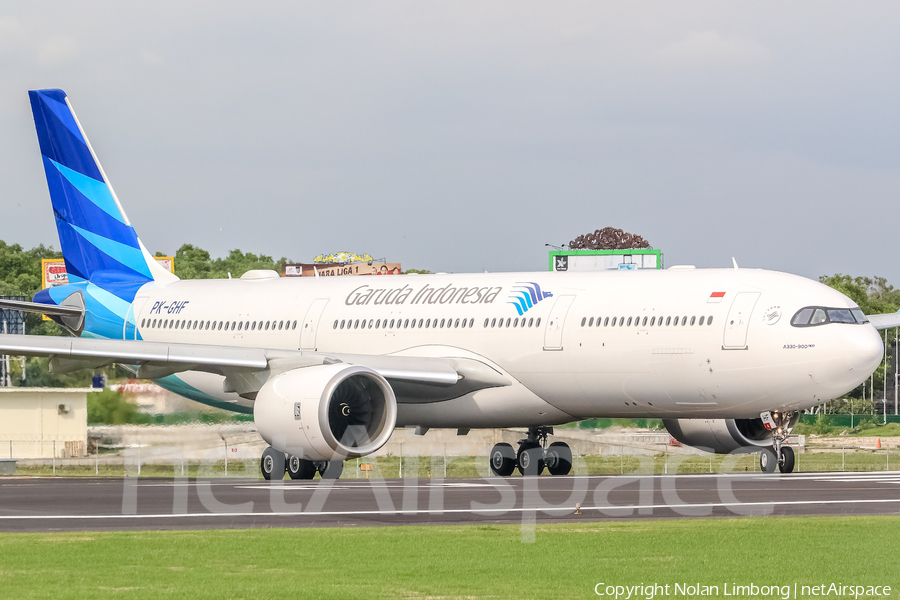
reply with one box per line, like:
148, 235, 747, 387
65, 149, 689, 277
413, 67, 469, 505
883, 329, 887, 421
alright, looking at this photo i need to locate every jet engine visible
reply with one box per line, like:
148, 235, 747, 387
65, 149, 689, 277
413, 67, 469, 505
662, 416, 798, 454
254, 364, 397, 461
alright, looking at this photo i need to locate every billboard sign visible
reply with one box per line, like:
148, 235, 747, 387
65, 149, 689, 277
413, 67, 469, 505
548, 249, 662, 272
283, 263, 402, 277
312, 252, 375, 264
41, 257, 175, 289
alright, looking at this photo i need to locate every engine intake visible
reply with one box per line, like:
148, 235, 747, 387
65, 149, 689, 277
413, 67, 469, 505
663, 417, 789, 454
254, 364, 397, 461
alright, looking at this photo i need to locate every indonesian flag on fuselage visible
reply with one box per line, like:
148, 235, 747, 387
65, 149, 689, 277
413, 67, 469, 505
708, 292, 726, 303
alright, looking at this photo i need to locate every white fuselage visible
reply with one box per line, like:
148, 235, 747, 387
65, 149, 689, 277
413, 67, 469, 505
130, 268, 883, 428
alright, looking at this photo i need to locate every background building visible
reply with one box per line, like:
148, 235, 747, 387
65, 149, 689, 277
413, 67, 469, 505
549, 248, 663, 273
0, 388, 94, 459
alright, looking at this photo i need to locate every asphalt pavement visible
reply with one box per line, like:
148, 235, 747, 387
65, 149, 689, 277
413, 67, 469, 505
1, 471, 898, 532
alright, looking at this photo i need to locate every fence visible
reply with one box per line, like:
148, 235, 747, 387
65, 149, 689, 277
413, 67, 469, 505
2, 438, 86, 460
6, 437, 898, 479
799, 414, 900, 427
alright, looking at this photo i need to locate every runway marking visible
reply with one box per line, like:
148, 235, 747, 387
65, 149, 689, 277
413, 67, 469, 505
234, 482, 494, 490
1, 497, 899, 521
129, 471, 900, 487
810, 476, 900, 484
133, 481, 496, 489
569, 471, 900, 481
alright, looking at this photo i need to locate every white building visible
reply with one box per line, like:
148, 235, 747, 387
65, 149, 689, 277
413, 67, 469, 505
0, 388, 94, 459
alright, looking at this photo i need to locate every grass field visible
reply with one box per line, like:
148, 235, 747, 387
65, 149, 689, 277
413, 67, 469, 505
851, 422, 900, 437
12, 447, 897, 478
0, 517, 898, 599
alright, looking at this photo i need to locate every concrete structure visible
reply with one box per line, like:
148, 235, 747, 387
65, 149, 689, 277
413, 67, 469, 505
0, 388, 94, 459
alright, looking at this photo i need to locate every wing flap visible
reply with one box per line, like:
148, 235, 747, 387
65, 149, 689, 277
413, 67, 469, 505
0, 333, 269, 370
0, 334, 511, 404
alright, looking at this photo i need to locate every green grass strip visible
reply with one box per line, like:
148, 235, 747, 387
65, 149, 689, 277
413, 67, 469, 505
0, 516, 898, 599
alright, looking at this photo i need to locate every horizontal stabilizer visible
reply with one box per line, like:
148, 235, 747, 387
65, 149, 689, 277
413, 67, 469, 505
0, 297, 83, 319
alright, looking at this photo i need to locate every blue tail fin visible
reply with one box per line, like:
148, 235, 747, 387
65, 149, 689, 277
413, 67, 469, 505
28, 89, 175, 286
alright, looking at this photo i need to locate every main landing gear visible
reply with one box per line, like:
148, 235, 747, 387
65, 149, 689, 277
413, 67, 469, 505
759, 410, 796, 474
260, 447, 343, 480
489, 426, 572, 477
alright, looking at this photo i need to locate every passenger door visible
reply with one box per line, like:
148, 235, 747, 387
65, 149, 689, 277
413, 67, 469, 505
722, 292, 760, 350
543, 295, 576, 351
300, 298, 329, 351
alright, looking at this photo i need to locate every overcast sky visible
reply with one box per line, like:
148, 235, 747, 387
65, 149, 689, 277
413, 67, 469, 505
1, 2, 898, 283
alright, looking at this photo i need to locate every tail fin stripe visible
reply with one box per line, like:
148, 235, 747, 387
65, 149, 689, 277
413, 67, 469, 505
85, 284, 131, 320
68, 224, 153, 279
48, 158, 126, 224
37, 92, 86, 144
44, 157, 139, 248
56, 220, 148, 283
30, 94, 103, 181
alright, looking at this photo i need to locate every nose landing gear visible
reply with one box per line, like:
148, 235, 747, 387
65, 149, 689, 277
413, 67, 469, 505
759, 410, 797, 473
489, 426, 572, 477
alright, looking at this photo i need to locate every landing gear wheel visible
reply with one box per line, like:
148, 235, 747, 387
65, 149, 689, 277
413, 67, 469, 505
517, 442, 545, 476
778, 446, 795, 473
287, 455, 316, 480
260, 447, 285, 481
317, 460, 344, 479
760, 447, 777, 473
490, 443, 516, 477
545, 441, 572, 476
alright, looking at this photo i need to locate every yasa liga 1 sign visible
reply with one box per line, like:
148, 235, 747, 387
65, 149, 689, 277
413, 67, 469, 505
284, 263, 402, 277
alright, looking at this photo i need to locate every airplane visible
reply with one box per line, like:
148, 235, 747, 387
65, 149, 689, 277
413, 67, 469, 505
0, 88, 896, 480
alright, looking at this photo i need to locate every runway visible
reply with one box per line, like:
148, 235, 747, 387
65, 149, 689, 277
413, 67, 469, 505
1, 471, 899, 532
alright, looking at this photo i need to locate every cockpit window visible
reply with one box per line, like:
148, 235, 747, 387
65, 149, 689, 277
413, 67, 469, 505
791, 306, 868, 327
791, 308, 814, 326
827, 309, 855, 324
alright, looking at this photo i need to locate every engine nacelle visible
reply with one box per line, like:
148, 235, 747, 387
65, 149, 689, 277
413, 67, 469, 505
254, 364, 397, 461
662, 417, 797, 454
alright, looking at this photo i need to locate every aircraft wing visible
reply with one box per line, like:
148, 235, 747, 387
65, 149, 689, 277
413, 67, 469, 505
867, 313, 900, 330
0, 334, 508, 401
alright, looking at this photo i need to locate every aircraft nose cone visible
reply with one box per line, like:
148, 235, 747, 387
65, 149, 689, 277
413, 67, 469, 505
844, 326, 884, 375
